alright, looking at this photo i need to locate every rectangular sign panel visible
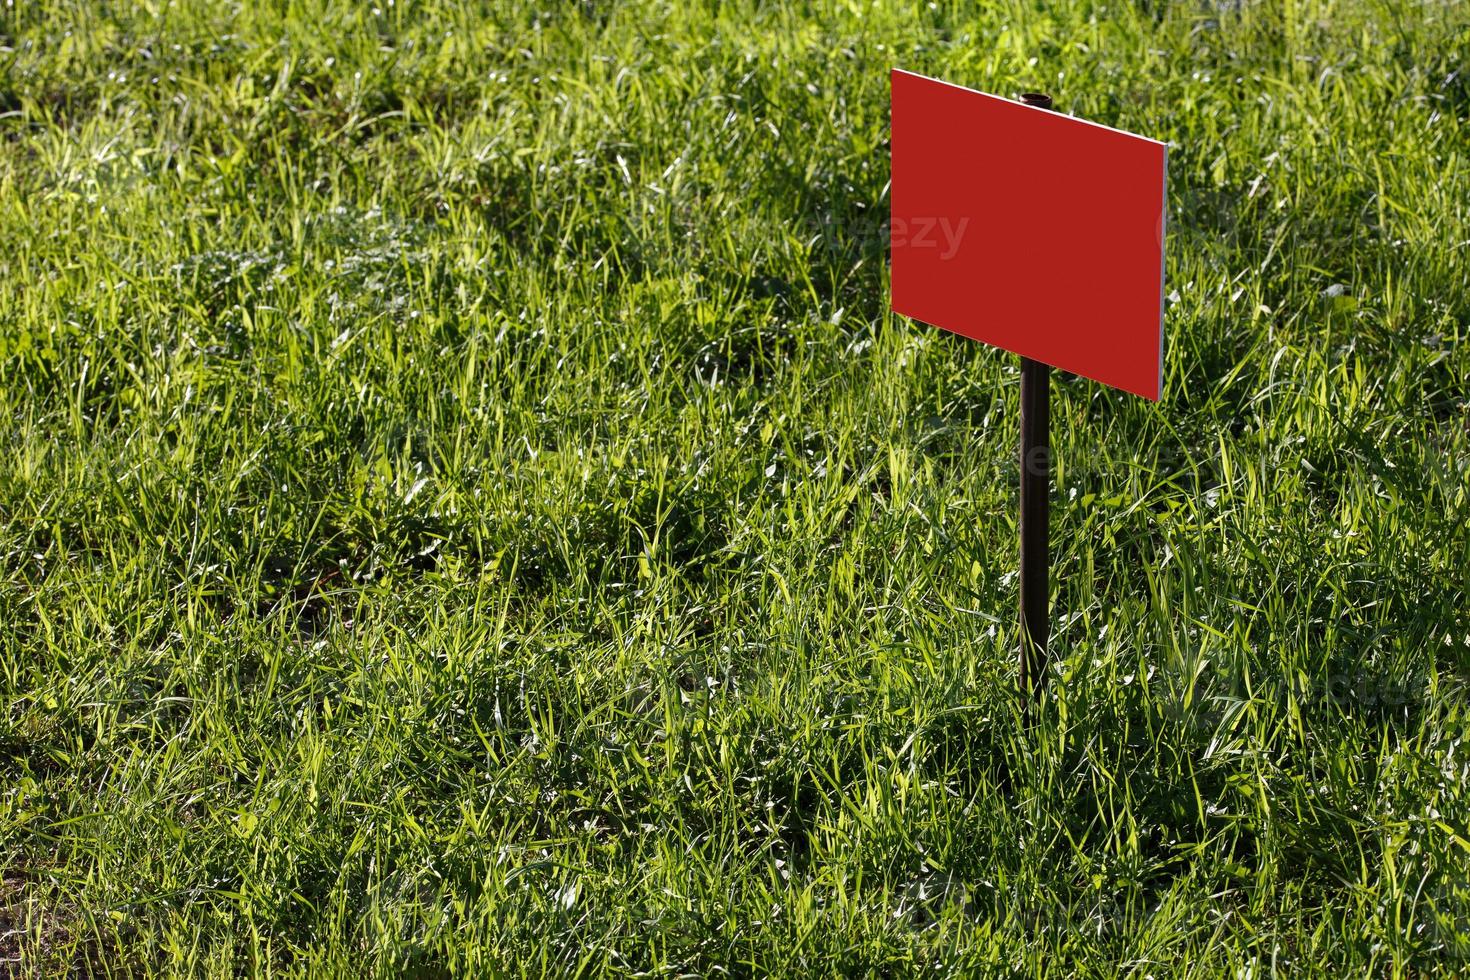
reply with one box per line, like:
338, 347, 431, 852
890, 69, 1167, 400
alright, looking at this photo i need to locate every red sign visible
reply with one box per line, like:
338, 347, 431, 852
890, 69, 1167, 400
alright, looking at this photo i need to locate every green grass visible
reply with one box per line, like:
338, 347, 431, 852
2, 0, 1469, 975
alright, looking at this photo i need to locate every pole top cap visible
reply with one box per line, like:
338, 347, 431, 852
1019, 92, 1053, 109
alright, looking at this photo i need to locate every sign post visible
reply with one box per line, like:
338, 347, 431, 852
1016, 92, 1053, 699
889, 71, 1167, 703
1018, 353, 1050, 697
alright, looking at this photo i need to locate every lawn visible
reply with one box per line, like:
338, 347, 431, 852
2, 0, 1469, 975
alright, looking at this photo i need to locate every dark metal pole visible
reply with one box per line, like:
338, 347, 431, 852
1018, 356, 1051, 697
1017, 92, 1053, 700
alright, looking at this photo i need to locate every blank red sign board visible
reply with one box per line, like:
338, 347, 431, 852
890, 69, 1167, 400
